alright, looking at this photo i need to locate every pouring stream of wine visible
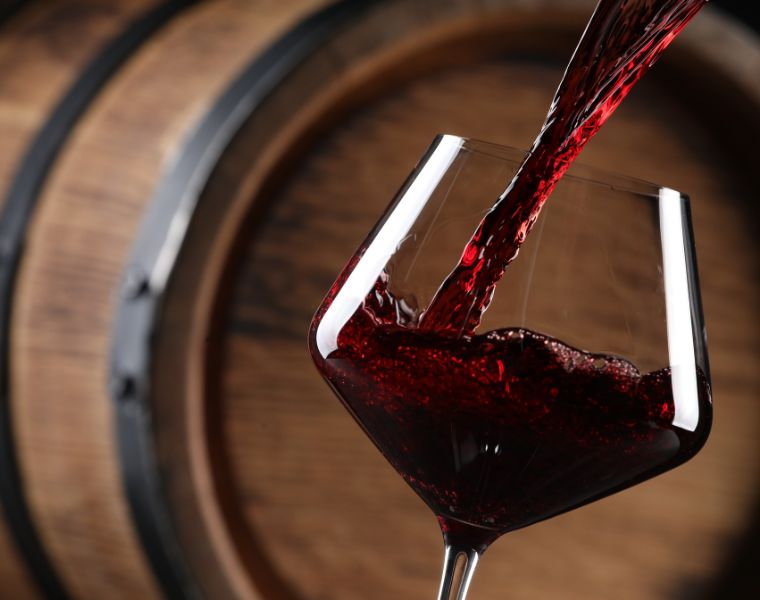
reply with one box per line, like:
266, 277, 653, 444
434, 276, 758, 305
413, 0, 709, 335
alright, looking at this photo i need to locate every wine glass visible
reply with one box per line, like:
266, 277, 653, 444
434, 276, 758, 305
308, 135, 711, 599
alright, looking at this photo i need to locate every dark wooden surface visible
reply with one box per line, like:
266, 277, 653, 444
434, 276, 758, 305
0, 1, 161, 597
10, 1, 325, 598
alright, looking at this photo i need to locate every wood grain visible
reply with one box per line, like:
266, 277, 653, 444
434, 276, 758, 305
0, 1, 159, 597
10, 1, 325, 598
0, 0, 158, 200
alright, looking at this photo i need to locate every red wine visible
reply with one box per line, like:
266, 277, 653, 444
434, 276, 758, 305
417, 0, 708, 334
310, 310, 711, 551
310, 0, 713, 552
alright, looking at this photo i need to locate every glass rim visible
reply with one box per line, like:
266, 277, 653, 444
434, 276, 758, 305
436, 133, 685, 201
314, 132, 707, 391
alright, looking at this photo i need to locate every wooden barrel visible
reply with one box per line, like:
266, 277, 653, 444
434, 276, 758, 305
0, 2, 193, 597
1, 0, 759, 598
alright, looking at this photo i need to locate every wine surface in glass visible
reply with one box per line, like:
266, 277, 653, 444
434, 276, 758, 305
311, 310, 711, 551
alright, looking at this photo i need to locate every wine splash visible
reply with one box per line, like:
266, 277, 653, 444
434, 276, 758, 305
416, 0, 708, 334
311, 311, 710, 546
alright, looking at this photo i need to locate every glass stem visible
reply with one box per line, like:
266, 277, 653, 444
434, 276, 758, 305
436, 543, 480, 600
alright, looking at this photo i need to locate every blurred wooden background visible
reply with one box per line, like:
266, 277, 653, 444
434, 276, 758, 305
0, 1, 758, 598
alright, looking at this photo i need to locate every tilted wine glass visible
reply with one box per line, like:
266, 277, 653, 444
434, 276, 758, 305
309, 135, 711, 599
